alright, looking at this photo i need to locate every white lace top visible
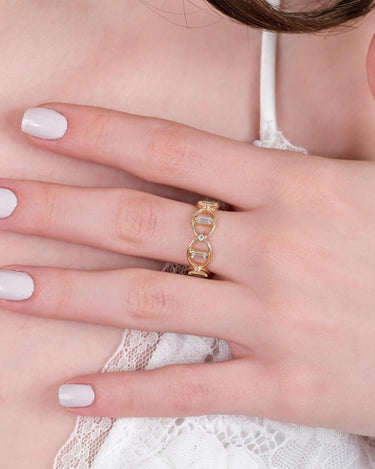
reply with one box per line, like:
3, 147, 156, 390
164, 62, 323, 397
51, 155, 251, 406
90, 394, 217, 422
53, 5, 375, 468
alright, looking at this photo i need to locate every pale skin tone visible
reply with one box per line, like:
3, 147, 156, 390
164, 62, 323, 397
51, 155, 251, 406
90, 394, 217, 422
1, 1, 375, 467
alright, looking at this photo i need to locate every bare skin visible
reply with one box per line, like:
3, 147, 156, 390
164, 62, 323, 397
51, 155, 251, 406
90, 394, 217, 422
0, 1, 374, 467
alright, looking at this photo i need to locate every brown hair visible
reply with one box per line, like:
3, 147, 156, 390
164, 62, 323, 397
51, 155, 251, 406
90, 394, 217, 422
206, 0, 375, 33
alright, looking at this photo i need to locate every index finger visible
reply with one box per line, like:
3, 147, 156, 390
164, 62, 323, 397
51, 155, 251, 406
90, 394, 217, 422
21, 102, 287, 209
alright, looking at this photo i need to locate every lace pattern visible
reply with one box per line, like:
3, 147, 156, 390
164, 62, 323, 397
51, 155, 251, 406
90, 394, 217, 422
253, 121, 308, 154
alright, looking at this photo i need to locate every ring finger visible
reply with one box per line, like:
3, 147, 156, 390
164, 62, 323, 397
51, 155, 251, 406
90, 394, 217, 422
0, 179, 247, 278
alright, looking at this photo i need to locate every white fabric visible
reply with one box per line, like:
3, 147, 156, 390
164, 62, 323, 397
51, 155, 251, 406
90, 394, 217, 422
252, 0, 308, 154
53, 25, 375, 469
53, 328, 375, 469
259, 28, 278, 134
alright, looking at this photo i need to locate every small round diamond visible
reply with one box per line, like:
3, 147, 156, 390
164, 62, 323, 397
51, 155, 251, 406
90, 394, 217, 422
198, 234, 205, 241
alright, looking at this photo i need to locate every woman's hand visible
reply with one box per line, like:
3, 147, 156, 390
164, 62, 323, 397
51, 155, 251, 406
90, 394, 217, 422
1, 102, 375, 436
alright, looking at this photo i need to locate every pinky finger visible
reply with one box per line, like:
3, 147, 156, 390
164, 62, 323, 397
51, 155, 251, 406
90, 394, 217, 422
58, 359, 276, 419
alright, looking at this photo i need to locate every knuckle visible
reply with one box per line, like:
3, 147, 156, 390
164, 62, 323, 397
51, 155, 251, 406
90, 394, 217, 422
54, 276, 73, 317
261, 292, 288, 331
146, 123, 200, 178
125, 272, 173, 325
43, 184, 58, 226
236, 214, 269, 271
280, 157, 341, 209
90, 112, 114, 156
243, 222, 278, 273
254, 229, 275, 266
241, 217, 297, 290
112, 193, 159, 248
165, 366, 213, 414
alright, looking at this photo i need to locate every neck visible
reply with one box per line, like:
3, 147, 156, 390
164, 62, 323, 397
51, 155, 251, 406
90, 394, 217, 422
277, 10, 375, 161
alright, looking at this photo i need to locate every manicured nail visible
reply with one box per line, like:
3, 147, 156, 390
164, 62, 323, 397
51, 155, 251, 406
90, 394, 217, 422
21, 107, 68, 139
0, 188, 17, 218
59, 384, 95, 407
0, 270, 34, 300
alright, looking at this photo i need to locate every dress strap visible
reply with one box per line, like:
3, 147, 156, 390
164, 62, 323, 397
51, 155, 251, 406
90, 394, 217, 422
252, 0, 308, 153
259, 0, 280, 135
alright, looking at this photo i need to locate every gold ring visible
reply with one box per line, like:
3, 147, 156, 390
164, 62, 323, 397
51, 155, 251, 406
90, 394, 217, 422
187, 200, 220, 278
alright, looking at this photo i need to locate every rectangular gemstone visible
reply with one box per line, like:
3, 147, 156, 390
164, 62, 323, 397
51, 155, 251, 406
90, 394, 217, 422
196, 215, 212, 225
190, 250, 208, 261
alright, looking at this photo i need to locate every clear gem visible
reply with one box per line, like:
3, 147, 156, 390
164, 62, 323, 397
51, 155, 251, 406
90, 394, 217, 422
198, 234, 205, 241
190, 250, 208, 261
196, 214, 212, 225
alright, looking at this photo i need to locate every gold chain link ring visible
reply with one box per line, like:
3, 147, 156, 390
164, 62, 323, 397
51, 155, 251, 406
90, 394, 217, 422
187, 200, 220, 278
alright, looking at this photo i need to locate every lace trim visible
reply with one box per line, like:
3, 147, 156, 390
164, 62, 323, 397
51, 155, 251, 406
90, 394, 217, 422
253, 122, 308, 154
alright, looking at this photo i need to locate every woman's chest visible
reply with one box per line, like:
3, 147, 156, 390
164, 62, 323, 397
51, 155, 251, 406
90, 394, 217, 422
0, 0, 260, 186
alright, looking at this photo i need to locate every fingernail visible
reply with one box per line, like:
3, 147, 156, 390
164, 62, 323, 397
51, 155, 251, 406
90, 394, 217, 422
0, 270, 34, 300
59, 384, 95, 407
0, 188, 17, 218
21, 107, 68, 139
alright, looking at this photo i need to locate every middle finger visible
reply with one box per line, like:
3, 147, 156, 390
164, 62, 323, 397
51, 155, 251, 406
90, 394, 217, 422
0, 179, 246, 278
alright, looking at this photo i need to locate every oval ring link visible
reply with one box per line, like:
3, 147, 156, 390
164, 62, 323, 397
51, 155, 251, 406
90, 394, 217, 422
187, 200, 220, 278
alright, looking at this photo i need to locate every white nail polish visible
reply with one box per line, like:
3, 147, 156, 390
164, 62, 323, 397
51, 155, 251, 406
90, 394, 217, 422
0, 188, 17, 218
21, 107, 68, 139
59, 384, 95, 407
0, 270, 34, 300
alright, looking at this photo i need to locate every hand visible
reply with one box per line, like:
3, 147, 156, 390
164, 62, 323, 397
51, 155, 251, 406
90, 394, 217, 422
1, 101, 375, 436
